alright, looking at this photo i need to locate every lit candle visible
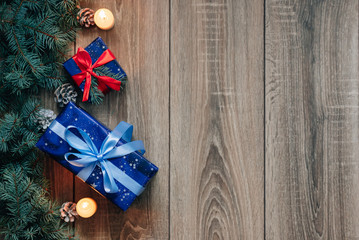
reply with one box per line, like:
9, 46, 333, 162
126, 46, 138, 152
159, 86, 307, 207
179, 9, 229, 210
94, 8, 115, 30
76, 198, 97, 218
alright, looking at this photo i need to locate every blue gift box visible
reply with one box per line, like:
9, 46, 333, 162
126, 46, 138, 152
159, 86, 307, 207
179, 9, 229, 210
36, 102, 158, 211
63, 37, 127, 99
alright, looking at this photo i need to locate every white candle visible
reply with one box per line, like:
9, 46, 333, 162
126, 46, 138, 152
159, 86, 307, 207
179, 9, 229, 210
76, 198, 97, 218
94, 8, 115, 30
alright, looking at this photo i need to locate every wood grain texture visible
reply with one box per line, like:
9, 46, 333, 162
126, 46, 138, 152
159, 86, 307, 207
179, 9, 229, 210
41, 0, 359, 239
265, 0, 359, 239
170, 0, 264, 239
74, 0, 169, 239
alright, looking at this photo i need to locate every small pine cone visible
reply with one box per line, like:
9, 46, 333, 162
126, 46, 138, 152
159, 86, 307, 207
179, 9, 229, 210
60, 202, 78, 223
54, 83, 78, 107
77, 8, 95, 28
37, 108, 56, 131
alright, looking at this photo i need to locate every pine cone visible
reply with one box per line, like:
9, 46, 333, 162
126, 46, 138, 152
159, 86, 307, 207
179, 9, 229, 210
54, 83, 78, 107
60, 202, 78, 222
77, 8, 95, 27
37, 108, 56, 131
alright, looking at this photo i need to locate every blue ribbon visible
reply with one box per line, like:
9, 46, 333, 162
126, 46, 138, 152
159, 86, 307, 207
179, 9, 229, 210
49, 120, 145, 195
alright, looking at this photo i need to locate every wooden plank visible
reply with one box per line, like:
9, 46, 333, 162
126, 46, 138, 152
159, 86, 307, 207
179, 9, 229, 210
43, 157, 74, 203
170, 0, 264, 239
265, 1, 359, 239
74, 0, 169, 239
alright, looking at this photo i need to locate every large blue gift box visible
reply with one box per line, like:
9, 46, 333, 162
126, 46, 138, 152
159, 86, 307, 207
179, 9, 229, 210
63, 37, 127, 101
36, 102, 158, 211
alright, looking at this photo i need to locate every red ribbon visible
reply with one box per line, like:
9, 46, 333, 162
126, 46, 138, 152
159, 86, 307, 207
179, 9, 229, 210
72, 47, 122, 102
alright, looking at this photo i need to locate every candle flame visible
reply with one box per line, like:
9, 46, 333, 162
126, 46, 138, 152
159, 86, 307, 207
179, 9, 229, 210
99, 10, 108, 20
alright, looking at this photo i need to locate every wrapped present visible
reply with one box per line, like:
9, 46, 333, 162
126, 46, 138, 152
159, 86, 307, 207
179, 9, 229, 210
36, 102, 158, 211
63, 37, 127, 102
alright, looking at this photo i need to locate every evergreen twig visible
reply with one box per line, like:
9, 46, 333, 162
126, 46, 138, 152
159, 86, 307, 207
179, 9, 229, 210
87, 65, 127, 104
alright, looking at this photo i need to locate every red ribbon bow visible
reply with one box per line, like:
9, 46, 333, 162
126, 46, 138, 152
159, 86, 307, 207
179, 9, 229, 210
72, 47, 122, 101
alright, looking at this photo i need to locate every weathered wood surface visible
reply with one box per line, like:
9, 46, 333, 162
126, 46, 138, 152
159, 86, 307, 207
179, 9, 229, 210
265, 0, 359, 239
170, 0, 264, 239
42, 0, 359, 239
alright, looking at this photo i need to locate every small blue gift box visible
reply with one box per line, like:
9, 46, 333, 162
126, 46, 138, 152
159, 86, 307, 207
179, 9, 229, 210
36, 102, 158, 211
63, 37, 127, 101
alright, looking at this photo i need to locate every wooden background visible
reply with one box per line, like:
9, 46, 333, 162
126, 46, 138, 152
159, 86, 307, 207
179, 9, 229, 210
42, 0, 359, 239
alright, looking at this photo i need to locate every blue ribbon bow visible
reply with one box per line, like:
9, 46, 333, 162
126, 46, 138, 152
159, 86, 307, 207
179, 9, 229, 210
63, 121, 145, 194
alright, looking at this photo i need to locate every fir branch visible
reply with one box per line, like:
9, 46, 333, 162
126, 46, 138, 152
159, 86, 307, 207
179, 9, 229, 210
86, 65, 127, 104
24, 24, 58, 40
57, 49, 66, 58
88, 76, 104, 105
94, 64, 127, 88
20, 180, 32, 198
12, 30, 36, 72
12, 138, 37, 154
25, 103, 40, 119
1, 19, 12, 23
13, 0, 26, 20
36, 16, 49, 28
12, 172, 21, 219
11, 52, 19, 68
